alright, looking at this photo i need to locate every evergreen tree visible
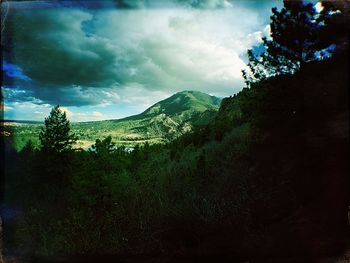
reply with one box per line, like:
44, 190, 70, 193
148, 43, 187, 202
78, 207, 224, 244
243, 0, 332, 85
39, 105, 77, 153
91, 136, 116, 156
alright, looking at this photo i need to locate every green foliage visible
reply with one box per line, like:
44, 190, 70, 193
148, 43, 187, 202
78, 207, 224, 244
90, 136, 115, 156
7, 91, 221, 151
20, 139, 36, 155
243, 0, 332, 84
39, 106, 78, 153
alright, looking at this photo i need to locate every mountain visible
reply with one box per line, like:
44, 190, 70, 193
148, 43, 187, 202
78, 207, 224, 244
73, 90, 222, 147
139, 90, 222, 117
115, 90, 222, 138
6, 91, 222, 150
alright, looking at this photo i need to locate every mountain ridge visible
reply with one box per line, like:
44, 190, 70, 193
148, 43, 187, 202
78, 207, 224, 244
99, 90, 222, 144
114, 90, 221, 122
5, 90, 222, 149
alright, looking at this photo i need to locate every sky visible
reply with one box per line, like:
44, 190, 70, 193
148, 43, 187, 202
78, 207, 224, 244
1, 0, 282, 122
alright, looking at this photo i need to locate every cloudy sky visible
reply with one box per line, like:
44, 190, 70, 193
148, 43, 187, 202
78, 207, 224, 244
2, 0, 281, 122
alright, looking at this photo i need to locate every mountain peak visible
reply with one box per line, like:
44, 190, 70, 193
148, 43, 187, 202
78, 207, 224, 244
174, 90, 216, 97
142, 90, 221, 117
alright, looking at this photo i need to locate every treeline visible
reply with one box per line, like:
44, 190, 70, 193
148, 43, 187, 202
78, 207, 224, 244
2, 1, 349, 261
1, 101, 249, 259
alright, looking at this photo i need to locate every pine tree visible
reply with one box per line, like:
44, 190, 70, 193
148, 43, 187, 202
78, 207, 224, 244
243, 0, 332, 85
39, 106, 77, 153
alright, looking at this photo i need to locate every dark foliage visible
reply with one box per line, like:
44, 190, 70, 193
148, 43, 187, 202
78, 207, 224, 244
243, 0, 340, 85
39, 106, 77, 154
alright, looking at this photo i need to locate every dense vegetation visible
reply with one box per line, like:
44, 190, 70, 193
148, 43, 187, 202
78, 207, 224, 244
3, 91, 221, 150
2, 1, 349, 262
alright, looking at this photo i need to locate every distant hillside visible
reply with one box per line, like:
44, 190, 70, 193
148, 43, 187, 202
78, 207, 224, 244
108, 90, 221, 138
73, 91, 221, 147
139, 90, 221, 117
4, 91, 222, 150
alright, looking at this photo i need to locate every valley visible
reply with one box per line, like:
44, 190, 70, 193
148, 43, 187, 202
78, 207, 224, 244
3, 90, 221, 150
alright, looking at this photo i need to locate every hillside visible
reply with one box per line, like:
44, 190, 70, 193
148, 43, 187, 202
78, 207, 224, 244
5, 91, 221, 150
4, 53, 349, 261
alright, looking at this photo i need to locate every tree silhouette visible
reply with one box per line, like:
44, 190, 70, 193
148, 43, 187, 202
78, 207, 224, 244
91, 136, 115, 156
318, 1, 350, 52
39, 105, 77, 153
243, 0, 332, 85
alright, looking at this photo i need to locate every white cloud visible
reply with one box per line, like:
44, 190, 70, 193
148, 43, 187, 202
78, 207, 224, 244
92, 111, 103, 117
4, 3, 275, 119
4, 102, 51, 120
8, 6, 269, 105
74, 111, 105, 122
0, 102, 13, 111
59, 107, 73, 119
117, 83, 171, 110
11, 101, 51, 109
3, 105, 13, 111
92, 8, 265, 96
315, 2, 324, 13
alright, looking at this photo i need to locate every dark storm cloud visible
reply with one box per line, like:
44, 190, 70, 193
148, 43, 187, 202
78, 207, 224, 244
5, 0, 115, 10
176, 0, 279, 10
6, 9, 120, 87
3, 83, 122, 107
31, 85, 121, 107
2, 0, 276, 107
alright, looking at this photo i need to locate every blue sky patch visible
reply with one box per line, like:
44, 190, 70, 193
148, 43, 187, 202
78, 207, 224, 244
3, 61, 32, 81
